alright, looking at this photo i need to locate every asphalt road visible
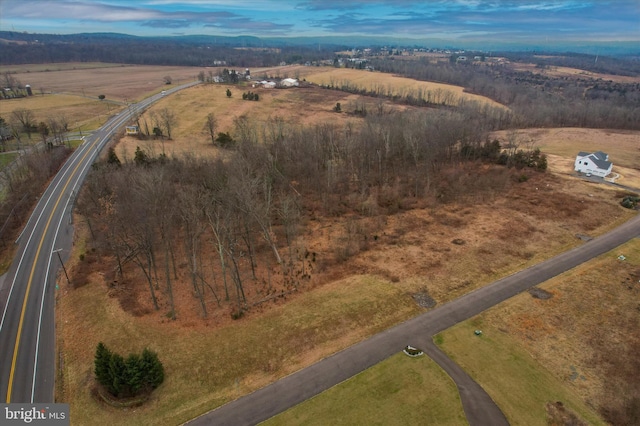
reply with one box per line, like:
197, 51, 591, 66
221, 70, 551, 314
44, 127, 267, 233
0, 81, 199, 403
188, 213, 640, 426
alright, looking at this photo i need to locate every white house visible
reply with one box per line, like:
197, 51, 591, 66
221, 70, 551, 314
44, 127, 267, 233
280, 78, 299, 88
574, 151, 613, 177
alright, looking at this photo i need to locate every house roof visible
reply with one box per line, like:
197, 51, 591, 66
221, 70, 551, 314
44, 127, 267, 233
587, 154, 612, 170
576, 150, 611, 170
592, 151, 608, 161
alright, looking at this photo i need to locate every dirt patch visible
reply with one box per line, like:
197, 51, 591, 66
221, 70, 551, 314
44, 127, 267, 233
528, 287, 553, 300
411, 289, 437, 309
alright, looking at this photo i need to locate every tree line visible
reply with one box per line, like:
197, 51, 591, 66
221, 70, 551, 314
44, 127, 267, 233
370, 57, 640, 130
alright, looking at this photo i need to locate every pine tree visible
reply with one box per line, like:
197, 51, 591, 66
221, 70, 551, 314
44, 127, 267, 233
107, 147, 121, 166
94, 342, 112, 388
108, 353, 127, 397
141, 348, 165, 389
125, 353, 144, 394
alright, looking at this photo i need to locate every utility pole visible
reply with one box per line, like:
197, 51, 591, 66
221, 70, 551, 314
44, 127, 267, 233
53, 248, 71, 286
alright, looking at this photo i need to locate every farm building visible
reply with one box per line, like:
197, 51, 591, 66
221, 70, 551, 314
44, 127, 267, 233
574, 151, 613, 177
260, 81, 276, 89
279, 78, 299, 87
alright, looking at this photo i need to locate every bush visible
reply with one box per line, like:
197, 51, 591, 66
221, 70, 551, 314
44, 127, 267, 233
94, 343, 165, 399
621, 196, 640, 209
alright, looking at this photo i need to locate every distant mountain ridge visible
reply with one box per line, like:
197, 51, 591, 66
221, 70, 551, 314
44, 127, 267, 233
1, 31, 638, 56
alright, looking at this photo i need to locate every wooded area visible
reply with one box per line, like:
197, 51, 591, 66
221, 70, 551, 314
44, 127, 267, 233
368, 58, 640, 130
78, 105, 545, 319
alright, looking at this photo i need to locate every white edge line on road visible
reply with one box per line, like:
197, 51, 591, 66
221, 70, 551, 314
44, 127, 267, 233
30, 132, 121, 400
0, 140, 94, 334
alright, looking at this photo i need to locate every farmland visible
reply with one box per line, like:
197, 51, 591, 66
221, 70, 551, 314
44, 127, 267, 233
1, 63, 638, 425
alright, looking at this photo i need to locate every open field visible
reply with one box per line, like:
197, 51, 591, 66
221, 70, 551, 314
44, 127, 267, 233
0, 93, 119, 132
3, 63, 203, 102
492, 127, 640, 187
438, 237, 640, 425
437, 321, 604, 425
288, 66, 505, 108
113, 82, 408, 161
0, 62, 125, 74
509, 62, 640, 84
262, 352, 467, 425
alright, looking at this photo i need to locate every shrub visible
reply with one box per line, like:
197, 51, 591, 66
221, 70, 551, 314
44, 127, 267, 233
621, 196, 640, 209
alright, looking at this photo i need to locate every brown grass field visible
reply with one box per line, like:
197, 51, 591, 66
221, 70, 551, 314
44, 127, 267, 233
0, 93, 118, 132
289, 66, 505, 108
439, 237, 640, 425
1, 63, 203, 102
508, 62, 640, 84
9, 64, 630, 425
113, 81, 413, 161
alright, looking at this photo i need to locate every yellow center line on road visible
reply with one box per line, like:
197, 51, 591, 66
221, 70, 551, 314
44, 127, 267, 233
6, 140, 98, 403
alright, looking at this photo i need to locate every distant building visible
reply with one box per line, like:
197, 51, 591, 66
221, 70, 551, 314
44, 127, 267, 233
125, 126, 139, 136
574, 151, 613, 177
279, 78, 299, 88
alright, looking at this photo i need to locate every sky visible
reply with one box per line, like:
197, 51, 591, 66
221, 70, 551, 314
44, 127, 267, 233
1, 0, 639, 42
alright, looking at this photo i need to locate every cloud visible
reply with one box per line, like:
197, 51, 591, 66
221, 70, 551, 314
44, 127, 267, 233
2, 0, 638, 40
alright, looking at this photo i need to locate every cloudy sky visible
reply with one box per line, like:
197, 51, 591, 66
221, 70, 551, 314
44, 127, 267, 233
1, 0, 638, 41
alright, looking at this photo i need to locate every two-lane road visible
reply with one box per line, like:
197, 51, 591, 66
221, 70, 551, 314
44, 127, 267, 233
0, 81, 199, 403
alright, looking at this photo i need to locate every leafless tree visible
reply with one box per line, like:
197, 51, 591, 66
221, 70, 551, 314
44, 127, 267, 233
204, 113, 217, 145
12, 108, 35, 139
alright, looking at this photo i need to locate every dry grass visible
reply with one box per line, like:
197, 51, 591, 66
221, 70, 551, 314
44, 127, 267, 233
509, 62, 640, 84
4, 64, 203, 102
0, 94, 118, 131
114, 82, 400, 161
0, 62, 125, 73
440, 238, 640, 425
492, 128, 640, 187
291, 66, 505, 108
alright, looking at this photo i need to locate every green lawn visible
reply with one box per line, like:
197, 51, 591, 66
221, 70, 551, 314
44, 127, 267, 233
436, 321, 604, 426
262, 352, 467, 426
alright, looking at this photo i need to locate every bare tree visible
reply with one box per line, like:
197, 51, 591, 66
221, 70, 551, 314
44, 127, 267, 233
204, 113, 217, 145
158, 108, 177, 140
12, 108, 35, 139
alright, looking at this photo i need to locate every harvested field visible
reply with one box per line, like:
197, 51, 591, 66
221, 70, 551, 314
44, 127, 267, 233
3, 63, 203, 102
0, 93, 116, 131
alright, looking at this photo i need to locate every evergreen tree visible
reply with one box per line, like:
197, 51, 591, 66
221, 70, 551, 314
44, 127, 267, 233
108, 353, 127, 397
107, 147, 121, 166
141, 348, 165, 389
94, 342, 112, 388
134, 146, 149, 166
125, 353, 144, 394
